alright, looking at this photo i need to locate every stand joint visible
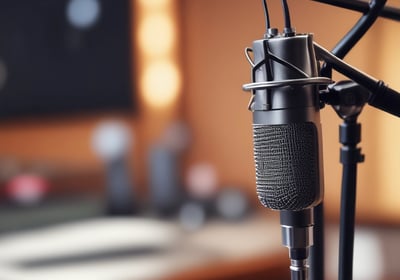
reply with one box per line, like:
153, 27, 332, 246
321, 80, 369, 121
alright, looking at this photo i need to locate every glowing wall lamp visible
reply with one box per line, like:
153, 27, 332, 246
137, 0, 181, 109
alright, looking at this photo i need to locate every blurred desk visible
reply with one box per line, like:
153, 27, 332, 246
0, 213, 286, 280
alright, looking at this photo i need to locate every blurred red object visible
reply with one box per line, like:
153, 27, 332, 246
5, 174, 50, 206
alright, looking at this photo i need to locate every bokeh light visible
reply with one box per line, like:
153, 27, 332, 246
138, 0, 171, 9
138, 13, 175, 57
141, 60, 181, 108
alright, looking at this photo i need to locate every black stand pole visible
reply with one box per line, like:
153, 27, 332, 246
323, 81, 368, 280
309, 203, 324, 280
338, 118, 364, 280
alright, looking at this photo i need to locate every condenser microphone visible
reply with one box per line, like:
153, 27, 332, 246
244, 31, 329, 279
247, 33, 324, 211
242, 2, 330, 277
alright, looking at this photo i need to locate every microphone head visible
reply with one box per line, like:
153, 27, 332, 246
253, 122, 321, 210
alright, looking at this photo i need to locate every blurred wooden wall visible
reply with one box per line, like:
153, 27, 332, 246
0, 0, 399, 224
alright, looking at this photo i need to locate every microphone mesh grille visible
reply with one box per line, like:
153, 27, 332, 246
253, 123, 319, 211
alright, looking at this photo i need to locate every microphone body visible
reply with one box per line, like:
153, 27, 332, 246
250, 34, 324, 211
245, 33, 326, 278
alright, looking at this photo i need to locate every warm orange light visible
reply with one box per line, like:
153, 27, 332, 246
141, 60, 181, 108
138, 13, 175, 57
138, 0, 171, 9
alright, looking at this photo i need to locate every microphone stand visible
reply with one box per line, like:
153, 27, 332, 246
315, 44, 400, 280
321, 81, 368, 280
312, 1, 386, 279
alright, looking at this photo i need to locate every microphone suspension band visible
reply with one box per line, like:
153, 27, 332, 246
243, 77, 332, 92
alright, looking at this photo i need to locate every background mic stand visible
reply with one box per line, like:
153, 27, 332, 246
321, 81, 369, 280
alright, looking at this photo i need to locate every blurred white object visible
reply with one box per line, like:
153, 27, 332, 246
66, 0, 101, 29
0, 218, 180, 280
353, 231, 384, 280
326, 226, 386, 280
92, 120, 132, 161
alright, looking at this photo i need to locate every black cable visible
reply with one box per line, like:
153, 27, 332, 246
262, 0, 271, 30
320, 0, 387, 77
281, 0, 292, 29
332, 0, 386, 59
311, 0, 400, 21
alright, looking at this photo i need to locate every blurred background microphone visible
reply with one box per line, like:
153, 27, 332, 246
92, 120, 136, 215
243, 0, 330, 278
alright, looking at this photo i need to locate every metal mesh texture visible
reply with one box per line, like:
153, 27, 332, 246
253, 123, 320, 210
